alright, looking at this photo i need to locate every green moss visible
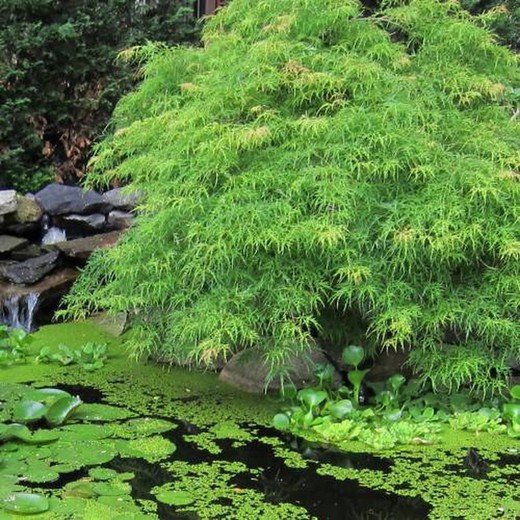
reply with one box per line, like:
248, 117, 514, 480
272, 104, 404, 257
117, 436, 176, 463
154, 461, 310, 520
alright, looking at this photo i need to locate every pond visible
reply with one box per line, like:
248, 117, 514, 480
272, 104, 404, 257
0, 321, 518, 519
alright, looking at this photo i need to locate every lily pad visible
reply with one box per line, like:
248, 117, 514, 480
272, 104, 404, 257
155, 490, 195, 506
24, 461, 60, 484
88, 468, 118, 481
25, 430, 60, 444
93, 481, 131, 497
0, 424, 31, 442
1, 492, 49, 514
45, 395, 82, 426
71, 403, 132, 422
60, 424, 113, 441
26, 388, 70, 404
12, 401, 47, 424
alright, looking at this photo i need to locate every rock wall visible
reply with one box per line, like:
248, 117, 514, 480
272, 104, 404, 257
0, 185, 138, 329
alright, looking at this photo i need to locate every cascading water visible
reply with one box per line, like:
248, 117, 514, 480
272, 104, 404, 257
41, 213, 67, 245
0, 293, 40, 331
42, 227, 66, 245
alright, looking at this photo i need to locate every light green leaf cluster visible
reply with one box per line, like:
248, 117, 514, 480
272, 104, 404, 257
63, 0, 520, 392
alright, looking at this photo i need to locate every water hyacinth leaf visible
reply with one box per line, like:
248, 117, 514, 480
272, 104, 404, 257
503, 403, 520, 421
388, 374, 406, 394
45, 395, 82, 426
12, 401, 47, 424
510, 385, 520, 401
1, 492, 49, 514
155, 490, 195, 506
347, 369, 370, 389
297, 389, 327, 410
328, 400, 354, 419
272, 413, 290, 430
342, 345, 365, 369
302, 410, 315, 429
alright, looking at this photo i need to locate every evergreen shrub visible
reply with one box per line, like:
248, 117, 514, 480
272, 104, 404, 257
0, 0, 197, 191
63, 0, 520, 394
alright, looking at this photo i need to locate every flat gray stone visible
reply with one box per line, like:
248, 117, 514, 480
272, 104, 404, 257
102, 188, 140, 211
0, 235, 29, 254
0, 251, 59, 284
51, 230, 122, 260
10, 244, 47, 261
0, 190, 17, 216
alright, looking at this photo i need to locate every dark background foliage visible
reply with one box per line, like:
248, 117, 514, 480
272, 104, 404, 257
0, 0, 199, 192
462, 0, 520, 51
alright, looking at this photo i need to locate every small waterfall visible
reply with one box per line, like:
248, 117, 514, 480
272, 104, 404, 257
0, 293, 40, 331
42, 227, 66, 245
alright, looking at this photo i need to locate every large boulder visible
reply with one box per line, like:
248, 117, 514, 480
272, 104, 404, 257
35, 184, 111, 215
0, 190, 17, 216
0, 235, 29, 254
102, 188, 140, 211
219, 343, 341, 393
0, 251, 60, 284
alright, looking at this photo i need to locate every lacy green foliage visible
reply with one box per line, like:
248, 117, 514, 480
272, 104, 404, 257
63, 0, 520, 393
0, 0, 198, 191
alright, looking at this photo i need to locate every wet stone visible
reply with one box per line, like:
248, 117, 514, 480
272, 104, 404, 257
0, 235, 29, 254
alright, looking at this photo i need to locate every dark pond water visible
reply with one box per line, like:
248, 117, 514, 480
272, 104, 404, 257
51, 383, 432, 520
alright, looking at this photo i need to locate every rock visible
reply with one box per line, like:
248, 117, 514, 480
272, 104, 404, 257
0, 268, 78, 328
10, 244, 48, 261
107, 210, 134, 229
90, 311, 129, 337
0, 190, 17, 216
102, 188, 140, 211
35, 184, 111, 215
0, 235, 29, 254
367, 347, 413, 381
51, 230, 122, 260
219, 343, 341, 393
5, 222, 40, 237
56, 213, 106, 232
13, 195, 43, 224
0, 267, 77, 299
0, 251, 60, 284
